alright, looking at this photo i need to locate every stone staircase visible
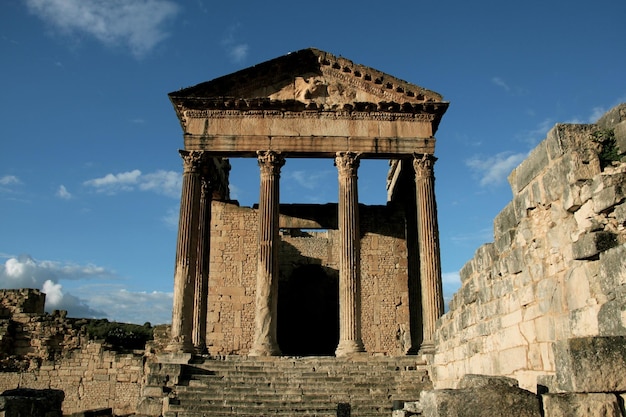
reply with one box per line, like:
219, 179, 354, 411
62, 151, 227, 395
162, 355, 432, 417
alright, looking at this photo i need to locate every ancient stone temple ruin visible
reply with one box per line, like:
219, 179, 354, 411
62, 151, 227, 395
165, 48, 449, 357
2, 49, 624, 417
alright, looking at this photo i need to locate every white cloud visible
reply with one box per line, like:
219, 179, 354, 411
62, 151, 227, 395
42, 279, 63, 305
0, 254, 111, 318
221, 23, 249, 63
492, 77, 510, 92
517, 118, 554, 145
56, 184, 72, 199
84, 169, 181, 197
25, 0, 179, 58
84, 169, 141, 189
139, 170, 181, 198
84, 287, 173, 324
0, 254, 172, 323
162, 206, 180, 230
467, 151, 527, 187
0, 175, 21, 186
442, 271, 461, 286
229, 44, 249, 63
442, 271, 462, 312
286, 169, 334, 190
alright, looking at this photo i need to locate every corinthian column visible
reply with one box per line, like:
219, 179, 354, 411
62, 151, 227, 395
413, 154, 444, 353
192, 166, 213, 353
249, 150, 285, 356
167, 150, 205, 353
335, 151, 365, 356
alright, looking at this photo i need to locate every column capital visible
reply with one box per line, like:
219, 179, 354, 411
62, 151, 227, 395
334, 151, 361, 176
179, 150, 206, 174
257, 150, 285, 176
412, 153, 437, 178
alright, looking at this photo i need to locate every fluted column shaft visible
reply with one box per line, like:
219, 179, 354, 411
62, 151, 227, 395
250, 150, 285, 356
192, 169, 212, 353
167, 150, 205, 353
413, 154, 444, 353
335, 152, 365, 356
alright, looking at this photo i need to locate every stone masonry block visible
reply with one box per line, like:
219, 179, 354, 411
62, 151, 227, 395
493, 201, 517, 239
542, 393, 622, 417
554, 336, 626, 392
541, 159, 568, 204
615, 120, 626, 155
565, 151, 602, 184
508, 140, 548, 194
614, 202, 626, 224
596, 103, 626, 129
598, 244, 626, 293
472, 243, 496, 274
420, 374, 541, 417
544, 125, 565, 161
459, 261, 474, 284
593, 184, 625, 214
571, 231, 617, 260
562, 183, 583, 212
565, 265, 592, 311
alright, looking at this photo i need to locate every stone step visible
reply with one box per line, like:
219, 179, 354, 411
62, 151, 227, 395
167, 401, 390, 416
165, 355, 430, 417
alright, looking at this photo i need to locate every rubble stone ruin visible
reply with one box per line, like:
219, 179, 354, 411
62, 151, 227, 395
165, 48, 449, 357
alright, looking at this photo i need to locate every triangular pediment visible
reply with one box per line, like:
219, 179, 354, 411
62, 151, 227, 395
169, 48, 447, 114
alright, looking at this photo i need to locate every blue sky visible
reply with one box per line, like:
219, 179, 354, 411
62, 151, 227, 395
1, 0, 624, 324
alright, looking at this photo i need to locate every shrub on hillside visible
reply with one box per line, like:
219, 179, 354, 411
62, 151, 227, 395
85, 319, 153, 350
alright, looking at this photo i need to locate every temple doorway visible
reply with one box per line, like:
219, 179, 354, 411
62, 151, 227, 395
278, 264, 339, 356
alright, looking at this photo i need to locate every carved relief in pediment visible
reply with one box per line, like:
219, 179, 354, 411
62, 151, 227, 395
263, 75, 383, 109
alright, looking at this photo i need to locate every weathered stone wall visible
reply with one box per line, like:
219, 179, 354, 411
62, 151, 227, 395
0, 342, 144, 415
0, 289, 146, 415
0, 289, 45, 316
207, 200, 411, 355
433, 106, 626, 392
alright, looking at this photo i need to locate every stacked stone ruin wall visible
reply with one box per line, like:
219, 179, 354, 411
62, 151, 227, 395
207, 200, 411, 355
0, 343, 144, 415
433, 120, 626, 392
207, 202, 258, 355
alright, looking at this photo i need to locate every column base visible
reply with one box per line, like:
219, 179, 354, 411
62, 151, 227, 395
419, 340, 436, 355
335, 340, 365, 357
194, 343, 208, 355
165, 337, 195, 354
248, 342, 281, 357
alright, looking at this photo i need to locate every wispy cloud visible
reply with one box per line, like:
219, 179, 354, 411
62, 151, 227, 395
442, 271, 462, 311
0, 175, 21, 186
492, 77, 510, 92
0, 175, 22, 196
286, 169, 334, 190
84, 169, 181, 197
516, 118, 554, 146
491, 76, 528, 96
81, 286, 173, 324
467, 151, 527, 187
25, 0, 179, 58
162, 206, 180, 230
221, 23, 249, 63
56, 184, 72, 199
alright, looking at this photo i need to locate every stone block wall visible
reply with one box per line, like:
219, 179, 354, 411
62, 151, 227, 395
0, 290, 146, 415
207, 200, 412, 355
432, 107, 626, 392
0, 289, 45, 317
0, 342, 144, 415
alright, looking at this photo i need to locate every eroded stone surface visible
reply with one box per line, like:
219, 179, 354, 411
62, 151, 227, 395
421, 375, 541, 417
542, 393, 622, 417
